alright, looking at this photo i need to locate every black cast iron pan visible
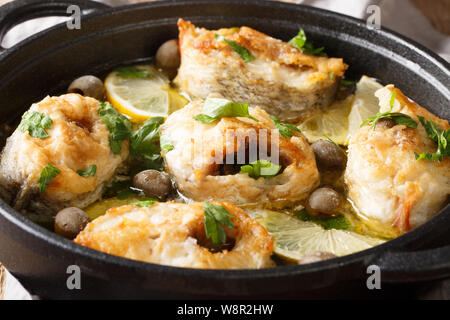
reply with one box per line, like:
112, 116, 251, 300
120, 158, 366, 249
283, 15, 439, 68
0, 0, 448, 299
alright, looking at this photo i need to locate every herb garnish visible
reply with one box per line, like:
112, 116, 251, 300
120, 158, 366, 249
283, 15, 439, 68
288, 28, 327, 57
115, 66, 150, 79
130, 117, 165, 171
77, 165, 97, 178
360, 90, 418, 130
240, 159, 281, 179
270, 115, 301, 139
341, 77, 356, 87
295, 209, 352, 230
98, 102, 132, 154
215, 34, 255, 63
38, 164, 61, 193
133, 198, 158, 207
414, 116, 450, 162
18, 111, 53, 139
193, 98, 258, 123
203, 202, 234, 247
161, 144, 174, 154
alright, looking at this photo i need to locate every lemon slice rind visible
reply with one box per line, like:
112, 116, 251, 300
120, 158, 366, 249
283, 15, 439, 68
247, 209, 385, 261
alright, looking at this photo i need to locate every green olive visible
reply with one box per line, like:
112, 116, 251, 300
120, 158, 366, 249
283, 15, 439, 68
308, 187, 342, 215
156, 39, 180, 79
133, 170, 172, 199
312, 139, 346, 170
54, 207, 89, 239
68, 75, 106, 101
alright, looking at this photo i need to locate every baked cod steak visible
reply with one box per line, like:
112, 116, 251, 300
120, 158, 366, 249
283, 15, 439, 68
0, 94, 129, 217
160, 98, 320, 206
345, 85, 450, 234
174, 19, 348, 122
74, 202, 275, 269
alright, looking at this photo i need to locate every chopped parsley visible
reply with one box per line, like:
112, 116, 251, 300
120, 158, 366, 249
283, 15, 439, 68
98, 102, 132, 154
288, 28, 307, 49
203, 202, 234, 247
18, 111, 53, 139
76, 165, 97, 178
323, 134, 338, 146
302, 42, 327, 56
240, 159, 281, 179
133, 198, 158, 207
115, 66, 150, 79
270, 115, 301, 139
215, 34, 255, 62
193, 98, 258, 123
361, 90, 418, 130
38, 164, 61, 193
130, 117, 165, 171
415, 116, 450, 162
341, 77, 356, 87
295, 209, 352, 230
289, 28, 327, 57
161, 144, 174, 154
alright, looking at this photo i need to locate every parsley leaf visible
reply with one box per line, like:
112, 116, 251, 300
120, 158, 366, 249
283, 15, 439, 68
161, 144, 174, 154
38, 164, 61, 193
98, 101, 132, 154
192, 114, 216, 123
193, 98, 258, 123
203, 202, 234, 247
215, 34, 255, 62
295, 209, 352, 230
133, 198, 158, 207
18, 111, 53, 139
414, 152, 443, 161
240, 159, 281, 179
77, 165, 97, 178
288, 28, 307, 49
415, 116, 450, 162
115, 66, 150, 79
340, 77, 356, 87
289, 28, 327, 57
130, 117, 165, 171
270, 115, 301, 138
360, 90, 417, 130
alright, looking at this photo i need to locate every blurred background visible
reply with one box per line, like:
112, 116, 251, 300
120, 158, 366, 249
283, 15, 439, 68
0, 0, 448, 61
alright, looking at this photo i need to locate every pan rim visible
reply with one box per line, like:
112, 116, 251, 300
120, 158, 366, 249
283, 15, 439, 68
0, 0, 448, 281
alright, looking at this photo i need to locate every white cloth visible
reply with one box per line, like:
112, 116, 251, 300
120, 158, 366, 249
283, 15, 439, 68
1, 267, 32, 300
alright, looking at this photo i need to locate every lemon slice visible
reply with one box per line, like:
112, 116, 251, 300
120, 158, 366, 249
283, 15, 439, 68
347, 75, 383, 140
247, 209, 384, 261
105, 65, 188, 122
298, 94, 354, 145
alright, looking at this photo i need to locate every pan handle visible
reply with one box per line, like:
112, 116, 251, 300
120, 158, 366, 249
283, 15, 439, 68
367, 244, 450, 283
0, 0, 110, 51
